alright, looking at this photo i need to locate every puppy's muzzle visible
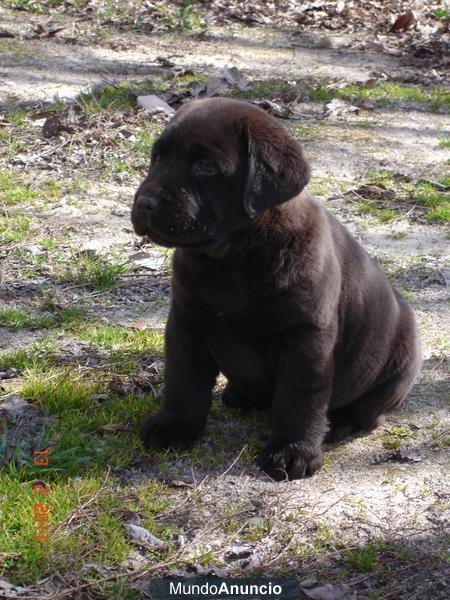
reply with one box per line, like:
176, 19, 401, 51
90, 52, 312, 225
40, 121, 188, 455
134, 194, 160, 212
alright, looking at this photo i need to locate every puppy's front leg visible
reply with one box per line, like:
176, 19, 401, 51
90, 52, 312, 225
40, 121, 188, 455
258, 329, 334, 481
140, 308, 219, 451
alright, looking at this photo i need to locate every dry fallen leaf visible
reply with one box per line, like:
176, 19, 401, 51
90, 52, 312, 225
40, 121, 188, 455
301, 583, 356, 600
42, 116, 64, 139
363, 77, 378, 88
97, 423, 129, 433
345, 184, 395, 200
326, 98, 360, 117
223, 65, 248, 91
206, 76, 231, 97
0, 29, 15, 38
390, 10, 416, 33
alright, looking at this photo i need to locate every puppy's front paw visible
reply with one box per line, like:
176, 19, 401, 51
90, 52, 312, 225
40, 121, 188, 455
140, 412, 201, 451
257, 440, 323, 481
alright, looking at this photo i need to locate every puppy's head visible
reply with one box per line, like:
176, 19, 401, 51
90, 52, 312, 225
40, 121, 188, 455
131, 98, 310, 251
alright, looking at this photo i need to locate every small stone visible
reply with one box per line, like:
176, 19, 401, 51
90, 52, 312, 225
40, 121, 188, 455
247, 516, 265, 527
0, 396, 30, 419
124, 524, 166, 549
137, 95, 175, 116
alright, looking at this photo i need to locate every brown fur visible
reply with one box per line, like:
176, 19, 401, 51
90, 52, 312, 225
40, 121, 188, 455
131, 98, 422, 481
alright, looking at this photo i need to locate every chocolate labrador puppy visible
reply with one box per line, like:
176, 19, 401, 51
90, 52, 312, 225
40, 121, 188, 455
131, 98, 421, 480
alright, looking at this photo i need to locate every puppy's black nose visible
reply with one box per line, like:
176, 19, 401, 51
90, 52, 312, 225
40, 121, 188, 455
136, 194, 160, 211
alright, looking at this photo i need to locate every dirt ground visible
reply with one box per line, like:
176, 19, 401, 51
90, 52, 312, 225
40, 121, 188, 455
0, 2, 449, 599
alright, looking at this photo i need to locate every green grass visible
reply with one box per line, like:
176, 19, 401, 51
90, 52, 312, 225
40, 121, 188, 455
427, 203, 450, 223
16, 364, 154, 475
366, 170, 396, 186
77, 322, 164, 355
345, 543, 380, 572
0, 306, 84, 330
434, 8, 450, 20
0, 39, 31, 55
383, 424, 417, 450
337, 82, 449, 109
413, 179, 450, 223
4, 109, 28, 126
0, 307, 55, 329
39, 178, 64, 200
40, 237, 57, 251
0, 171, 65, 206
309, 177, 335, 197
240, 520, 271, 542
438, 138, 450, 149
59, 252, 131, 290
243, 79, 450, 110
133, 124, 162, 159
0, 127, 27, 157
289, 523, 340, 558
0, 472, 171, 584
355, 201, 397, 223
20, 368, 97, 415
389, 230, 407, 240
220, 501, 246, 534
0, 170, 39, 205
103, 122, 162, 175
248, 79, 298, 101
355, 172, 450, 224
150, 0, 205, 31
304, 84, 335, 103
0, 340, 56, 372
4, 0, 44, 12
77, 83, 137, 114
0, 213, 31, 243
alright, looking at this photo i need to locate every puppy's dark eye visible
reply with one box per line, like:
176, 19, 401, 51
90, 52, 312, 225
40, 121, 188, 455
152, 153, 161, 165
193, 158, 217, 176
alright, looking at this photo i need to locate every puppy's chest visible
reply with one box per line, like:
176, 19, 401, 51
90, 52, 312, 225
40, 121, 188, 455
186, 266, 305, 332
175, 250, 309, 327
178, 255, 263, 316
199, 265, 255, 316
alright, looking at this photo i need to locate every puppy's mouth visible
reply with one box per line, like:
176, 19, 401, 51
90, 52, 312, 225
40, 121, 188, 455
135, 224, 214, 250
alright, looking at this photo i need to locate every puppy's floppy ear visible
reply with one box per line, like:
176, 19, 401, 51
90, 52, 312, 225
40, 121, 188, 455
241, 117, 310, 218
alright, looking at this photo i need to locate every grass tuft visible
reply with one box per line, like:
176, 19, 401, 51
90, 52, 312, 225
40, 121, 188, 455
0, 306, 84, 330
345, 543, 380, 572
59, 253, 131, 290
20, 368, 96, 415
356, 201, 397, 223
0, 307, 55, 329
77, 322, 164, 354
77, 83, 137, 114
0, 170, 39, 205
413, 180, 450, 224
0, 213, 31, 243
5, 109, 28, 126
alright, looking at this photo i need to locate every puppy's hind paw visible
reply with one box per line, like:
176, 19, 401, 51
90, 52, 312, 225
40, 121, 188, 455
257, 440, 323, 481
140, 411, 201, 451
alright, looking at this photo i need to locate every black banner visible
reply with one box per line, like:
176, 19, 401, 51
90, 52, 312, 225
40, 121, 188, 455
147, 578, 302, 599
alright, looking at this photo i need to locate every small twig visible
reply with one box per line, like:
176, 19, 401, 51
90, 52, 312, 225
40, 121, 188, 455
217, 444, 248, 480
35, 139, 71, 159
388, 206, 415, 223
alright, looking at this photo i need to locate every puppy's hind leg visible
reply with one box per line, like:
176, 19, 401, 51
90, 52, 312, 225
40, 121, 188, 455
208, 324, 274, 411
221, 383, 271, 411
325, 407, 360, 443
348, 339, 422, 432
